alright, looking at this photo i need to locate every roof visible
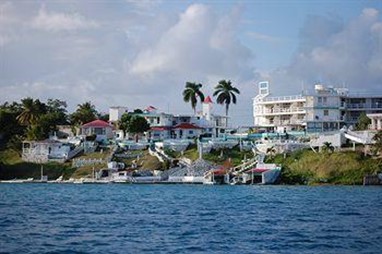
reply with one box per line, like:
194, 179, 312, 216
150, 126, 172, 131
204, 96, 213, 104
146, 105, 157, 111
173, 123, 202, 129
82, 120, 113, 128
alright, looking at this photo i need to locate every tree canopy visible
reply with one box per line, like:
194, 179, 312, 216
355, 112, 371, 130
183, 82, 205, 114
70, 102, 99, 126
119, 113, 150, 135
213, 80, 240, 116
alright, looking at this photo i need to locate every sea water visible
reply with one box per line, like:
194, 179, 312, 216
0, 184, 381, 253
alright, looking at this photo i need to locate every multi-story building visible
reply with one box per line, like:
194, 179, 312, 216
253, 81, 382, 133
109, 106, 129, 122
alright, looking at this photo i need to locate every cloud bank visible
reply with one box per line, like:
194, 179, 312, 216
1, 2, 382, 126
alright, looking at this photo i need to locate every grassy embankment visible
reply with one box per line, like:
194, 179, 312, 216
0, 149, 75, 180
0, 146, 167, 180
269, 149, 382, 185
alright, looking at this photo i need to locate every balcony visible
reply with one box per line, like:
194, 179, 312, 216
260, 95, 305, 103
256, 107, 306, 115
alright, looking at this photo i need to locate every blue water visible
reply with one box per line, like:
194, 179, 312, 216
0, 184, 381, 253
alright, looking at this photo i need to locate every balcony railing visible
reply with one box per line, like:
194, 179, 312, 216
256, 107, 306, 115
261, 95, 305, 102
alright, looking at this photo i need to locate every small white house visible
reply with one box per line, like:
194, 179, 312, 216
22, 139, 71, 163
81, 120, 114, 142
173, 123, 203, 139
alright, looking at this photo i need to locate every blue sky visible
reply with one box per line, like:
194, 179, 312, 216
1, 0, 382, 126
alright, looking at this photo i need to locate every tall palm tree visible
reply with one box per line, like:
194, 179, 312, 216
213, 80, 240, 116
182, 82, 205, 114
70, 102, 98, 125
16, 98, 46, 126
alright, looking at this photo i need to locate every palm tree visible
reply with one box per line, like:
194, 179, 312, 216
182, 82, 205, 114
213, 80, 240, 116
322, 142, 335, 153
70, 102, 98, 125
16, 98, 46, 126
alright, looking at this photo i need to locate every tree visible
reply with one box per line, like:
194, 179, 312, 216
0, 103, 24, 145
16, 98, 46, 126
372, 130, 382, 156
119, 113, 133, 135
213, 80, 240, 116
133, 109, 143, 114
46, 99, 68, 125
355, 112, 371, 130
70, 102, 98, 126
183, 82, 205, 114
322, 142, 335, 153
127, 115, 150, 134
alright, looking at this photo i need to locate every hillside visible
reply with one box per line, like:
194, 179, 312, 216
270, 149, 382, 185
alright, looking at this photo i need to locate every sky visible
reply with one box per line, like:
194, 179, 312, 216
1, 0, 382, 126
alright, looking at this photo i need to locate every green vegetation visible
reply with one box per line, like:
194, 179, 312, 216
355, 112, 371, 131
213, 80, 240, 116
69, 101, 98, 126
182, 82, 205, 114
119, 113, 150, 138
0, 149, 75, 180
269, 149, 382, 185
203, 147, 253, 166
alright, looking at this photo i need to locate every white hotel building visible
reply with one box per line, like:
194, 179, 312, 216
253, 81, 382, 133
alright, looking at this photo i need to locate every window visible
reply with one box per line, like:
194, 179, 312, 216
189, 130, 194, 135
259, 82, 268, 88
324, 110, 329, 116
318, 97, 322, 103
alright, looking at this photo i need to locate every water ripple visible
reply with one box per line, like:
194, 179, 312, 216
0, 184, 381, 253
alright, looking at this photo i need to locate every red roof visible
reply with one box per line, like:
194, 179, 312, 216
204, 96, 213, 104
173, 123, 202, 129
82, 120, 113, 128
150, 126, 172, 131
146, 105, 157, 111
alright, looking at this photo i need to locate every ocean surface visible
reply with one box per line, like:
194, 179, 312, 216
0, 184, 381, 254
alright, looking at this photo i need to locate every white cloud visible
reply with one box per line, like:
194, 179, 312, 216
31, 6, 98, 32
129, 4, 254, 88
264, 8, 382, 95
0, 2, 21, 46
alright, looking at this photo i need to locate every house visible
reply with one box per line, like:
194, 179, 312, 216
22, 139, 72, 163
81, 120, 114, 142
172, 123, 203, 139
253, 81, 382, 133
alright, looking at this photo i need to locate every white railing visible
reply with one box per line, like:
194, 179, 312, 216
262, 95, 305, 102
257, 107, 305, 114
